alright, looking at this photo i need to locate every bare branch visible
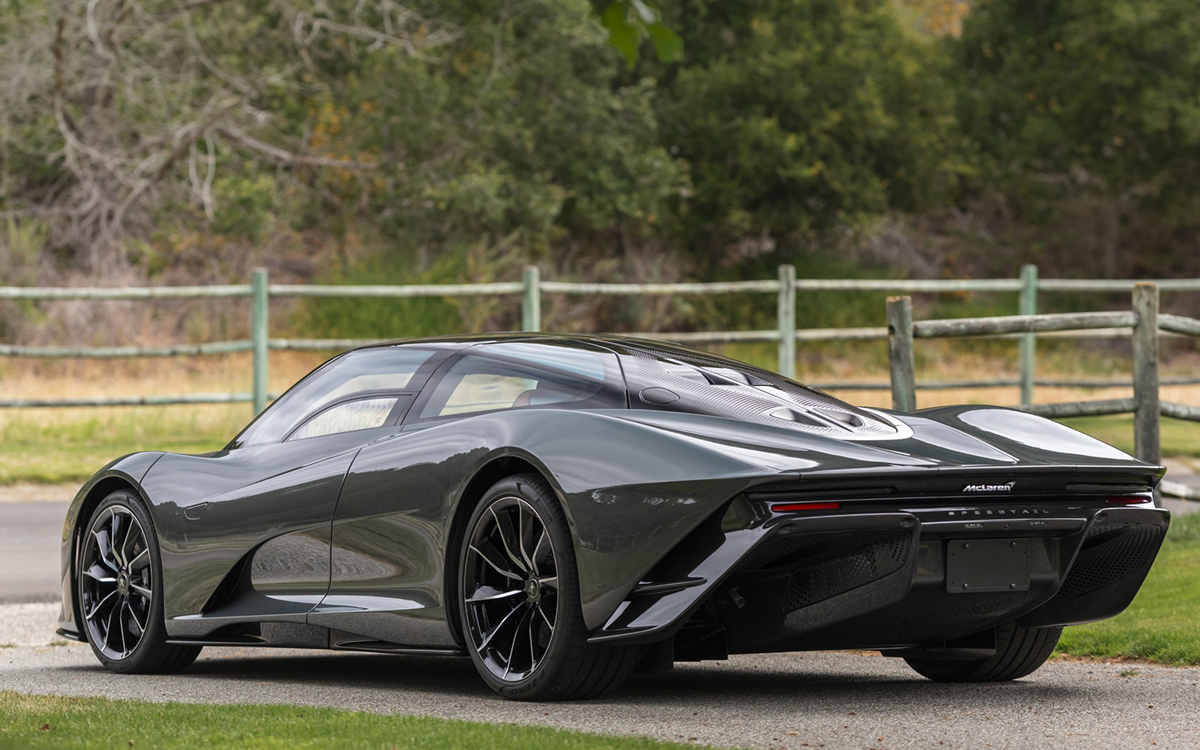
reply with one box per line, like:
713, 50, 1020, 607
215, 124, 380, 170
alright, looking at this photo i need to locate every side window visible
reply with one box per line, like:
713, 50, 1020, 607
418, 346, 624, 420
235, 348, 435, 446
287, 395, 409, 441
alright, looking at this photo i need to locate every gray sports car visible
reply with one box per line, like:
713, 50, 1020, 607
59, 334, 1168, 700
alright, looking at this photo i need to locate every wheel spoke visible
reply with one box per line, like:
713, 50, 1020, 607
103, 601, 121, 653
127, 601, 145, 636
490, 506, 528, 574
537, 576, 558, 591
92, 529, 119, 572
470, 540, 522, 581
83, 565, 116, 585
120, 513, 135, 568
130, 583, 152, 601
516, 503, 536, 573
466, 585, 524, 604
127, 548, 149, 571
528, 613, 537, 670
117, 603, 128, 656
85, 589, 118, 620
502, 606, 532, 679
536, 601, 554, 631
478, 601, 527, 651
108, 511, 127, 567
531, 528, 549, 576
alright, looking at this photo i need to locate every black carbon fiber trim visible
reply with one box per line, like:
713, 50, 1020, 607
779, 531, 912, 612
1057, 523, 1165, 600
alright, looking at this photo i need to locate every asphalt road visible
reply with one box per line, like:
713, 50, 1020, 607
0, 500, 67, 604
1, 638, 1198, 749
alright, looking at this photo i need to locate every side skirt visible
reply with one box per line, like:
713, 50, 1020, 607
164, 622, 467, 657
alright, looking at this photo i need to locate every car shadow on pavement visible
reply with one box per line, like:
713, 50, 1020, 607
60, 649, 1089, 707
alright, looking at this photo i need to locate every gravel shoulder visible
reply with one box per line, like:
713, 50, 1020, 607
1, 603, 1197, 750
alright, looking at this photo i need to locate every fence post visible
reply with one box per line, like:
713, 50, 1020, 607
887, 296, 916, 412
1132, 282, 1161, 465
251, 268, 269, 415
522, 265, 541, 332
1019, 263, 1038, 407
777, 264, 796, 378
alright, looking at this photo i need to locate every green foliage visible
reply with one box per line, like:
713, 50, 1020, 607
297, 250, 472, 341
298, 0, 686, 257
649, 0, 966, 258
953, 0, 1200, 217
592, 0, 684, 68
211, 176, 277, 241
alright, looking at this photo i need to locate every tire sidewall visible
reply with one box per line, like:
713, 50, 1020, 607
458, 475, 582, 700
79, 490, 168, 673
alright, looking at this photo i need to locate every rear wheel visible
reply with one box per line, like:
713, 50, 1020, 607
458, 473, 636, 701
904, 622, 1062, 682
78, 491, 201, 673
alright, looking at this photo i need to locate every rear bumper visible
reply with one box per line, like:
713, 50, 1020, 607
589, 500, 1168, 654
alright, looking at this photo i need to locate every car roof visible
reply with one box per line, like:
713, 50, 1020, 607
351, 332, 684, 356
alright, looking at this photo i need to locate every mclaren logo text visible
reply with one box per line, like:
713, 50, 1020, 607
962, 481, 1016, 492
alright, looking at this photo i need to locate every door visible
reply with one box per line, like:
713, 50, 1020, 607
145, 346, 444, 635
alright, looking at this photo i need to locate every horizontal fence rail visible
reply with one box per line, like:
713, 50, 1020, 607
913, 311, 1139, 338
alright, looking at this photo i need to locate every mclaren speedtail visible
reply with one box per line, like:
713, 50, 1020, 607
59, 334, 1169, 699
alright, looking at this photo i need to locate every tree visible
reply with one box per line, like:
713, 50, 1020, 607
648, 0, 963, 262
953, 0, 1200, 216
0, 0, 456, 269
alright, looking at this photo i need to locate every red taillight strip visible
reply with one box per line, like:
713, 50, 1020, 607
1106, 496, 1153, 505
771, 502, 841, 512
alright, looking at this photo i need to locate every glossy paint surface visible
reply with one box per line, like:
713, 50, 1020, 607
58, 334, 1168, 655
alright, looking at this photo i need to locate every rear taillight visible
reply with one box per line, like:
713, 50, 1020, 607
771, 501, 841, 512
1106, 496, 1152, 505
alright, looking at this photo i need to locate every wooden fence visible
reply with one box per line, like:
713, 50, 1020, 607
886, 283, 1200, 501
2, 265, 1199, 415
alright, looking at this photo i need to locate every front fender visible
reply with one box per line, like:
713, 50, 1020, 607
58, 452, 165, 638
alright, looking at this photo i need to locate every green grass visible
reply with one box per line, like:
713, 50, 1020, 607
0, 407, 245, 484
0, 691, 701, 750
1055, 511, 1200, 664
1063, 414, 1200, 459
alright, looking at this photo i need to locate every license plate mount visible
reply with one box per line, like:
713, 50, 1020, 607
946, 539, 1029, 593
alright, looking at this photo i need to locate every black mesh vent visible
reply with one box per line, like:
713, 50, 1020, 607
1057, 523, 1164, 600
780, 531, 912, 612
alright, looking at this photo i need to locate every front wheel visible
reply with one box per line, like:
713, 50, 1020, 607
78, 491, 201, 673
904, 622, 1062, 682
458, 474, 636, 701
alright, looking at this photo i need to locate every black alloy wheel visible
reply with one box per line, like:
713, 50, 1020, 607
78, 491, 201, 673
463, 493, 559, 682
459, 474, 636, 701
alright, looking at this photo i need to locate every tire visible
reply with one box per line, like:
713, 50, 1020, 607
904, 622, 1062, 682
458, 473, 637, 701
77, 490, 201, 674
